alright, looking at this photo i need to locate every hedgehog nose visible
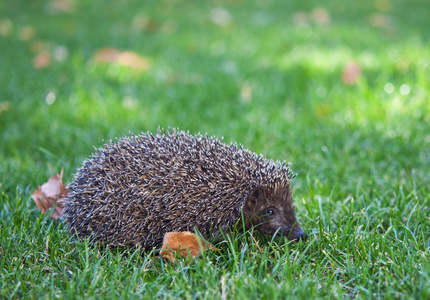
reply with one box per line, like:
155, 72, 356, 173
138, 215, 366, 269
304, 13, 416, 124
295, 228, 307, 241
297, 230, 307, 241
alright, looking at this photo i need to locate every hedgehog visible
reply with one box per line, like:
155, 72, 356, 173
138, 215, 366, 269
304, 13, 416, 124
64, 129, 306, 250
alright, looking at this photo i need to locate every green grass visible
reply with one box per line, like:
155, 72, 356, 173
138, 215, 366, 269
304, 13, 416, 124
1, 0, 430, 298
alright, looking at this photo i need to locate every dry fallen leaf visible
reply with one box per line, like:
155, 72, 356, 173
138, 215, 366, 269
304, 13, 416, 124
160, 231, 216, 262
0, 19, 13, 37
292, 12, 309, 26
0, 101, 10, 114
33, 51, 52, 69
31, 169, 68, 219
50, 0, 76, 13
342, 61, 362, 85
131, 15, 159, 33
18, 26, 36, 41
368, 13, 394, 29
311, 7, 331, 26
30, 41, 50, 53
131, 14, 149, 31
292, 8, 330, 27
93, 48, 122, 61
31, 42, 68, 69
92, 48, 151, 72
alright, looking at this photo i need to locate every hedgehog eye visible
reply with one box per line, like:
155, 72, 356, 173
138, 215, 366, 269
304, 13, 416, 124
266, 209, 274, 216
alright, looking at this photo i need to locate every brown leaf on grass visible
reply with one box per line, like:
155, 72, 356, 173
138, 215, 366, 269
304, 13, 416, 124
311, 7, 331, 26
30, 41, 50, 53
33, 51, 52, 69
342, 61, 362, 85
93, 48, 122, 61
31, 169, 68, 219
293, 8, 331, 27
160, 231, 217, 262
368, 13, 394, 29
292, 12, 309, 26
18, 26, 36, 41
0, 101, 10, 115
131, 14, 149, 31
50, 0, 76, 13
0, 19, 13, 37
131, 14, 159, 33
93, 48, 151, 72
31, 42, 68, 68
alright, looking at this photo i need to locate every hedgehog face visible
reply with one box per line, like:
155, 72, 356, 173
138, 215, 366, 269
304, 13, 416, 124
242, 186, 306, 241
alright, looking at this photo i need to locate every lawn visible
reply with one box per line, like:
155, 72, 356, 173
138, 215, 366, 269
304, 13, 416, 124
1, 0, 429, 298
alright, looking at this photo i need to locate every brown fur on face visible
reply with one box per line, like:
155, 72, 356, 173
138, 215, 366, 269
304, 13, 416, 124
242, 185, 306, 241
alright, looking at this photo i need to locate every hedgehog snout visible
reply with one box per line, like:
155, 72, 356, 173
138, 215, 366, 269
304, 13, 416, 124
283, 225, 307, 242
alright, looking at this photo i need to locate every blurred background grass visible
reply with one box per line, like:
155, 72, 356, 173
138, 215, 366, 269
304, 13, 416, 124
1, 0, 429, 189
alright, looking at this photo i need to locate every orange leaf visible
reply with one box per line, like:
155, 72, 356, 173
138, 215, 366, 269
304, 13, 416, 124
292, 12, 309, 26
31, 169, 68, 219
50, 0, 76, 13
342, 61, 362, 85
92, 48, 151, 72
160, 231, 216, 262
93, 48, 122, 62
311, 8, 331, 26
368, 14, 393, 29
0, 19, 13, 37
33, 51, 51, 69
0, 101, 10, 115
18, 26, 36, 41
